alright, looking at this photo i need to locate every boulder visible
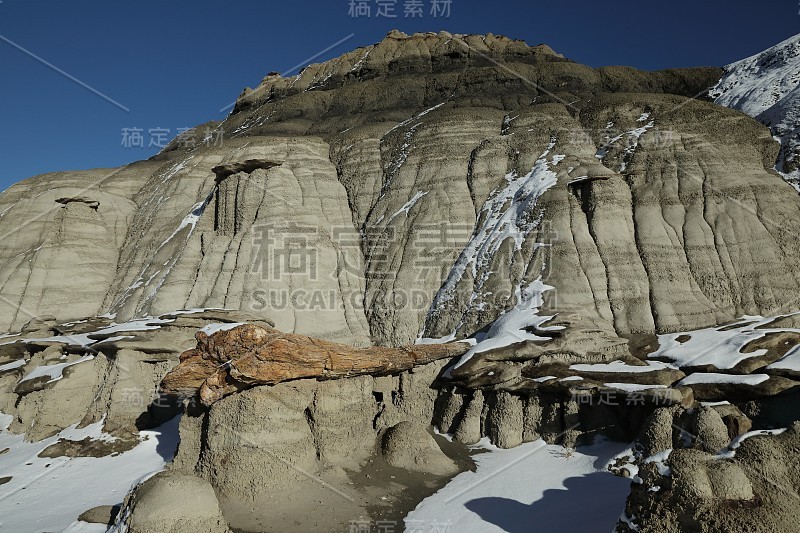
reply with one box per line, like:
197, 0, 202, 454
122, 471, 229, 533
620, 424, 800, 532
692, 407, 731, 453
638, 406, 680, 457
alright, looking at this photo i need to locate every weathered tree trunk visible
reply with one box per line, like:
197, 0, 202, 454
161, 324, 470, 406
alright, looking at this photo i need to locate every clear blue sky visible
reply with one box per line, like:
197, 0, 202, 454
1, 0, 798, 191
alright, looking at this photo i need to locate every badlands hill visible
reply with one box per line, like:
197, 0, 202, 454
4, 29, 793, 348
1, 30, 800, 533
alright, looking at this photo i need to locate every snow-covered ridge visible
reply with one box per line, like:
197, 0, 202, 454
711, 33, 800, 189
711, 34, 800, 117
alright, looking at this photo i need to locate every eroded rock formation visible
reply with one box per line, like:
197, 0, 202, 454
0, 30, 794, 357
615, 411, 800, 532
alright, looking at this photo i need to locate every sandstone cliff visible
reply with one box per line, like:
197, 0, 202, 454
4, 31, 789, 355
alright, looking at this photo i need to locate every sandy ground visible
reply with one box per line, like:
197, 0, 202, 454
225, 430, 475, 533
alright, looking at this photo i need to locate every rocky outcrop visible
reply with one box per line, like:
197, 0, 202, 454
0, 309, 273, 442
160, 323, 470, 405
617, 422, 800, 533
168, 355, 467, 533
381, 421, 459, 476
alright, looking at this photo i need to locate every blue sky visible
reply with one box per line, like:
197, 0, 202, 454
1, 0, 798, 191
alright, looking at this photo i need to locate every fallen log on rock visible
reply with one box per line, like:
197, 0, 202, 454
161, 324, 471, 406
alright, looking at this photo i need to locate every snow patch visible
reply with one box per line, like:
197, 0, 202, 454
649, 314, 800, 370
711, 34, 800, 190
387, 190, 428, 223
0, 415, 180, 532
20, 354, 94, 385
603, 383, 668, 393
452, 279, 561, 369
0, 358, 27, 372
678, 373, 769, 386
424, 138, 563, 357
570, 360, 677, 373
716, 428, 787, 459
405, 438, 631, 533
199, 322, 246, 336
767, 343, 800, 372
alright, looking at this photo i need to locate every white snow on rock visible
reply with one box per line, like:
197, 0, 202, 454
0, 309, 239, 532
566, 175, 591, 186
7, 309, 231, 350
0, 358, 27, 372
159, 191, 214, 248
425, 138, 563, 364
405, 438, 631, 533
594, 117, 654, 172
61, 522, 108, 532
767, 343, 800, 372
716, 428, 787, 459
0, 414, 180, 532
644, 448, 673, 477
22, 316, 174, 349
570, 360, 677, 373
199, 322, 247, 335
452, 278, 562, 369
677, 373, 770, 386
618, 120, 654, 172
700, 400, 731, 407
603, 383, 668, 393
0, 309, 235, 386
648, 314, 800, 370
20, 354, 94, 385
387, 190, 429, 223
711, 34, 800, 117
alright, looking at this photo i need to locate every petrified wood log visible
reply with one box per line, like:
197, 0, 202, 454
161, 324, 470, 406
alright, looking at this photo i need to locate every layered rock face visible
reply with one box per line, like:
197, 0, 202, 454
4, 30, 796, 356
167, 357, 459, 532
